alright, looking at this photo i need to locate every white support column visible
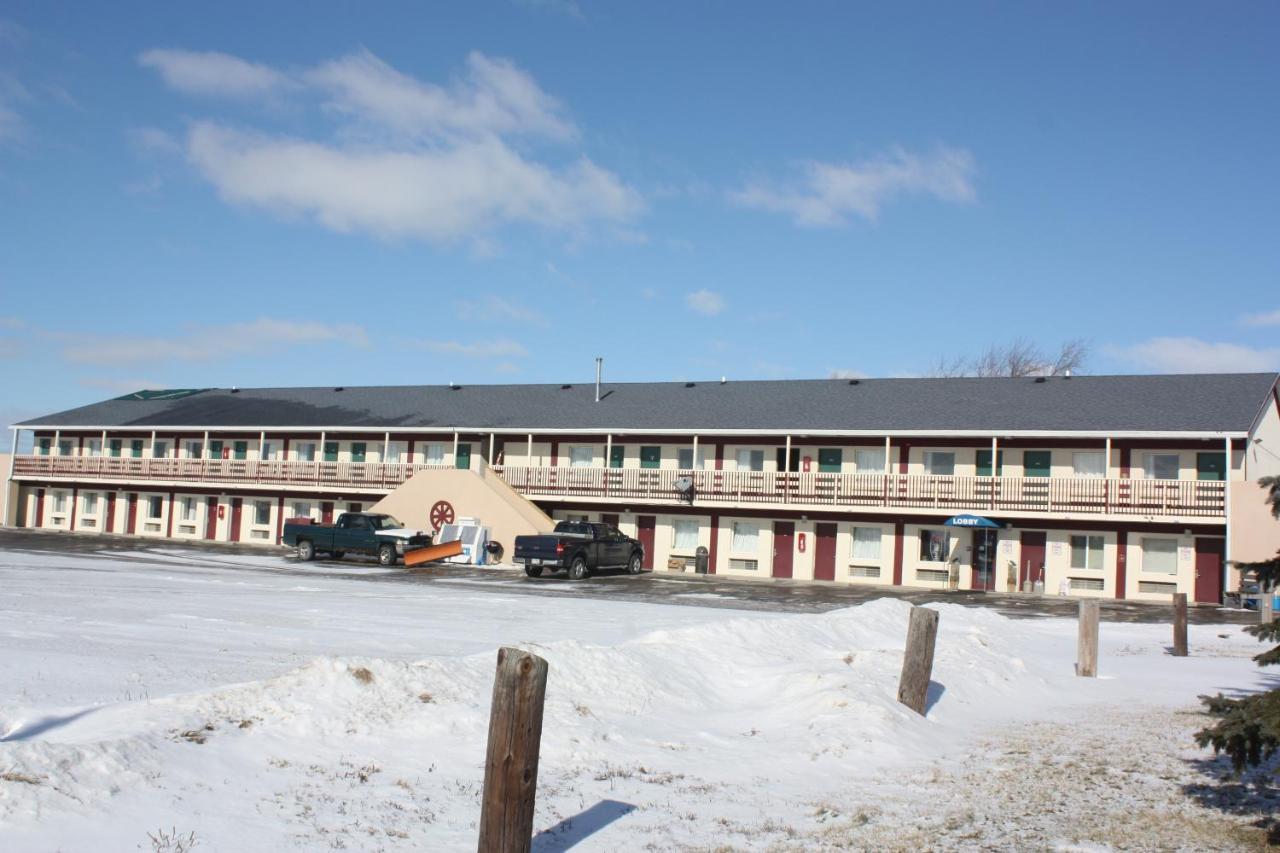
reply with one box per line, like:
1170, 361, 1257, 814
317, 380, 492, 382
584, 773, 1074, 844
488, 433, 495, 467
1105, 437, 1112, 478
884, 435, 891, 472
259, 430, 266, 461
100, 429, 107, 459
202, 431, 209, 460
453, 431, 460, 465
1224, 435, 1233, 598
53, 429, 60, 456
784, 435, 792, 473
3, 427, 18, 528
319, 431, 326, 461
605, 434, 612, 468
990, 436, 998, 475
692, 435, 699, 471
527, 433, 533, 465
383, 431, 391, 464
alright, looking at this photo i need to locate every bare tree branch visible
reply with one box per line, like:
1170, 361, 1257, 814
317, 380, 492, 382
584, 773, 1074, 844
929, 339, 1089, 378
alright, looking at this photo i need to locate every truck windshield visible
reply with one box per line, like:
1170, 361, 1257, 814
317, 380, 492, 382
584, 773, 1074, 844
368, 516, 404, 530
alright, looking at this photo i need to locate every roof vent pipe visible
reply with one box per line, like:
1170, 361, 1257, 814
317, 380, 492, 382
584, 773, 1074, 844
595, 357, 603, 403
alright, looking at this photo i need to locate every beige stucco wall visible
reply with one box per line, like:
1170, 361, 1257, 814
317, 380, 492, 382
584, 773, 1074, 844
1231, 480, 1280, 564
370, 465, 554, 563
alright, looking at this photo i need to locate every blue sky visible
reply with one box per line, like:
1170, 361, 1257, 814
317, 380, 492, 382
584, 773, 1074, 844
2, 1, 1278, 437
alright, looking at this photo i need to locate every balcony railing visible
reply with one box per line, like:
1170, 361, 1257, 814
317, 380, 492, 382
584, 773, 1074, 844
12, 455, 451, 491
11, 455, 1227, 519
493, 466, 1227, 519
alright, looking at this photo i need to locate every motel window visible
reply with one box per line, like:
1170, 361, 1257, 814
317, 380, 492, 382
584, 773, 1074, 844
731, 521, 759, 553
185, 440, 202, 459
147, 496, 163, 520
253, 501, 271, 526
851, 527, 882, 561
855, 448, 886, 474
292, 502, 312, 519
83, 493, 99, 515
131, 440, 144, 458
1070, 535, 1105, 570
818, 449, 842, 473
640, 446, 662, 469
261, 442, 274, 461
323, 442, 339, 462
424, 443, 445, 465
609, 445, 625, 468
677, 448, 694, 470
233, 441, 248, 461
569, 446, 594, 468
919, 529, 950, 562
296, 442, 316, 462
52, 492, 66, 513
1144, 453, 1180, 481
1023, 451, 1051, 478
209, 440, 223, 459
976, 450, 1005, 477
1197, 452, 1226, 481
153, 441, 169, 458
37, 437, 51, 456
181, 497, 197, 522
385, 443, 402, 464
350, 443, 367, 463
85, 438, 102, 457
735, 449, 765, 472
776, 447, 800, 472
1141, 538, 1178, 574
58, 439, 73, 456
1072, 452, 1106, 479
923, 452, 955, 477
672, 519, 699, 551
109, 439, 122, 457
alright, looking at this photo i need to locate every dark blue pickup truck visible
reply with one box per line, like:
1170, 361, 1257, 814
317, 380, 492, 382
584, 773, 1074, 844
513, 520, 645, 580
281, 512, 431, 566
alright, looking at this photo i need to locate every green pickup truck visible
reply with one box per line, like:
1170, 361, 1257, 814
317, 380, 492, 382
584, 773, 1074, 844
281, 512, 432, 566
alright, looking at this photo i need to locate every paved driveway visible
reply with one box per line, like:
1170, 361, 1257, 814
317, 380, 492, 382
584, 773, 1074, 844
0, 528, 1258, 625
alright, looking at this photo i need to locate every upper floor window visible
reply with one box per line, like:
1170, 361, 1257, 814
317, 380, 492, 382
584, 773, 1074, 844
185, 440, 203, 459
640, 446, 662, 469
296, 442, 316, 462
855, 448, 886, 473
37, 437, 51, 456
1143, 453, 1179, 480
735, 449, 764, 472
260, 442, 275, 461
58, 440, 74, 456
152, 441, 168, 459
923, 451, 955, 477
569, 446, 593, 468
424, 443, 445, 465
233, 441, 248, 461
350, 442, 367, 463
109, 439, 122, 457
1072, 452, 1106, 479
609, 445, 625, 469
385, 443, 402, 464
677, 448, 694, 470
131, 439, 145, 458
323, 442, 339, 462
1023, 450, 1051, 478
85, 438, 102, 457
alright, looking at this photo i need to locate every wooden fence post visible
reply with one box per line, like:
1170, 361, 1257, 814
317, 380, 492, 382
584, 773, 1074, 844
1261, 582, 1274, 625
478, 647, 549, 853
897, 606, 939, 715
1077, 599, 1099, 677
1172, 592, 1188, 657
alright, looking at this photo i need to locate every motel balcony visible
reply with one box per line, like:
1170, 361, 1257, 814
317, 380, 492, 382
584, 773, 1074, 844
10, 455, 1227, 523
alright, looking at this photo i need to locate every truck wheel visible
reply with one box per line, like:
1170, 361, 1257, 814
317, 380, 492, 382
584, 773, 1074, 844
297, 540, 315, 561
524, 565, 544, 578
568, 556, 588, 581
627, 552, 643, 575
378, 544, 396, 566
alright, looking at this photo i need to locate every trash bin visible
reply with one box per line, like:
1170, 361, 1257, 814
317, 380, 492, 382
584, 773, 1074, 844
695, 545, 709, 575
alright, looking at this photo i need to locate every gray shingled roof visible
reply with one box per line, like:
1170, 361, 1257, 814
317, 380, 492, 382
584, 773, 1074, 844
16, 373, 1277, 435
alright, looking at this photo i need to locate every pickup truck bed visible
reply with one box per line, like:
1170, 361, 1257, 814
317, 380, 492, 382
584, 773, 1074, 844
514, 521, 645, 581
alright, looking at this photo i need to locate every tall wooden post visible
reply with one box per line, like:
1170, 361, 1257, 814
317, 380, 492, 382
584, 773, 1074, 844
897, 607, 939, 715
1261, 582, 1274, 625
1172, 593, 1188, 657
478, 647, 549, 853
1077, 599, 1099, 677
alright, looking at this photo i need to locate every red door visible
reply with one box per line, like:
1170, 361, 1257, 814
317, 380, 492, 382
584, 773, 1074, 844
321, 502, 334, 524
1194, 538, 1224, 604
125, 493, 138, 534
33, 488, 45, 528
1020, 531, 1046, 589
773, 521, 795, 578
205, 497, 218, 540
229, 498, 243, 542
104, 493, 116, 534
814, 523, 837, 581
637, 515, 655, 569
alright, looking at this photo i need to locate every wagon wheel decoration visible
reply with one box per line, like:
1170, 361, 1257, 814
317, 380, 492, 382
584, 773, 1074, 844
429, 500, 455, 532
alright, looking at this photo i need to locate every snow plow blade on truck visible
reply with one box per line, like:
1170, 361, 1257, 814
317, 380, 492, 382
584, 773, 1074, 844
404, 539, 464, 567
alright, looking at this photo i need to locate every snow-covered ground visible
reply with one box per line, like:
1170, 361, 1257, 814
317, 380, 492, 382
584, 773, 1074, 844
0, 546, 1273, 851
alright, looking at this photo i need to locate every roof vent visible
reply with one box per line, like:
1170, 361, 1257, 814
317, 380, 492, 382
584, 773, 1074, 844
334, 386, 344, 392
685, 382, 696, 388
561, 384, 573, 390
847, 378, 860, 386
720, 376, 727, 384
230, 387, 240, 394
450, 383, 462, 391
1034, 376, 1048, 383
1064, 370, 1072, 379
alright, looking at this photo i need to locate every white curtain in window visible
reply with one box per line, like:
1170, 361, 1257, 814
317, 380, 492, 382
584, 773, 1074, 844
84, 493, 98, 514
673, 520, 699, 550
182, 498, 197, 521
570, 446, 593, 467
385, 444, 402, 464
1072, 452, 1106, 478
924, 451, 955, 476
1142, 538, 1178, 573
855, 448, 886, 473
731, 522, 758, 552
425, 444, 446, 465
851, 527, 881, 560
1144, 454, 1179, 480
735, 449, 752, 470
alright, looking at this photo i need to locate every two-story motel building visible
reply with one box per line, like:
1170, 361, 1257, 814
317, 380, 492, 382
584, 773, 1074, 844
6, 372, 1280, 604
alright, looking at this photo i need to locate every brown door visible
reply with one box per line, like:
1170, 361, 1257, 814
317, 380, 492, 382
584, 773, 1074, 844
601, 513, 620, 527
229, 498, 243, 542
125, 493, 138, 534
773, 521, 795, 578
814, 523, 837, 581
637, 515, 655, 569
205, 497, 218, 540
1020, 531, 1046, 588
1194, 538, 1224, 604
33, 488, 45, 528
104, 493, 115, 534
321, 502, 334, 524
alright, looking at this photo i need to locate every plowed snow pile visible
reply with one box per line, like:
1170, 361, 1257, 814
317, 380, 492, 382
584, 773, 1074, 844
0, 549, 1272, 850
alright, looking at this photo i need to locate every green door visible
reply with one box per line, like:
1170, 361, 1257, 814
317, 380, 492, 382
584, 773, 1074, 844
350, 442, 366, 463
1196, 452, 1226, 481
323, 441, 338, 462
818, 448, 842, 473
110, 439, 123, 458
976, 450, 1005, 477
233, 441, 248, 460
456, 443, 472, 470
1023, 451, 1051, 477
609, 445, 625, 468
639, 446, 661, 469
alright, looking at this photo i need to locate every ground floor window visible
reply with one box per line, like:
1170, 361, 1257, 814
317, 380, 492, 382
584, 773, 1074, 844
851, 527, 881, 561
292, 501, 312, 518
672, 519, 699, 550
919, 529, 950, 562
83, 493, 99, 515
147, 496, 164, 519
52, 492, 67, 514
1141, 538, 1178, 574
253, 501, 272, 526
1070, 534, 1105, 570
181, 497, 198, 522
731, 521, 758, 552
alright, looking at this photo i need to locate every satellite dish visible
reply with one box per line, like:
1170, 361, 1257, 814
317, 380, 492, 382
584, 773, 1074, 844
674, 476, 695, 504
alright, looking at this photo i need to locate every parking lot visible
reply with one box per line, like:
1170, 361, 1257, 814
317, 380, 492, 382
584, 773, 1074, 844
0, 528, 1257, 624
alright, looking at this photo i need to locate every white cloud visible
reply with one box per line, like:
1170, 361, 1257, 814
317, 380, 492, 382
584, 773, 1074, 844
1109, 337, 1280, 373
1241, 309, 1280, 328
138, 49, 294, 99
730, 146, 976, 226
416, 339, 528, 358
127, 126, 182, 157
454, 295, 548, 327
686, 289, 726, 316
60, 318, 367, 365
